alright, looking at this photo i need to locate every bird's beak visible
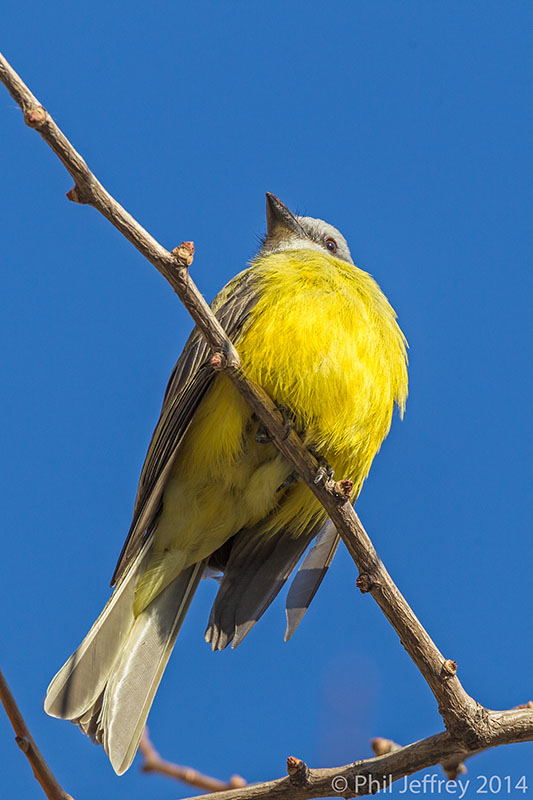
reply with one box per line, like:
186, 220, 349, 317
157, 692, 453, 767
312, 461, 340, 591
265, 193, 308, 240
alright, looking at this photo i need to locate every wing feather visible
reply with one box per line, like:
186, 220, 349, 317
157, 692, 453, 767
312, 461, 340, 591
111, 269, 259, 586
205, 521, 323, 651
284, 521, 340, 641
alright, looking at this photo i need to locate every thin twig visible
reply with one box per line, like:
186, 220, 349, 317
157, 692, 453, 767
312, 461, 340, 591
0, 668, 73, 800
139, 728, 246, 792
1, 49, 533, 799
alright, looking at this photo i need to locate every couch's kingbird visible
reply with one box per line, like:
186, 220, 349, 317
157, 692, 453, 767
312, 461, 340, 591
45, 193, 408, 774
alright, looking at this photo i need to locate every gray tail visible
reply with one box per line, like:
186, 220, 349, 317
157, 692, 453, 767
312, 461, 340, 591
45, 548, 204, 775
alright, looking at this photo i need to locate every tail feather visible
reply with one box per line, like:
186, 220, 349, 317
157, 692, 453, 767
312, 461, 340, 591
77, 691, 104, 742
44, 540, 152, 721
45, 545, 204, 775
100, 561, 204, 774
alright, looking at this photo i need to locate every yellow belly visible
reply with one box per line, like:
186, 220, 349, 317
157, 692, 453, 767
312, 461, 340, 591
134, 249, 408, 615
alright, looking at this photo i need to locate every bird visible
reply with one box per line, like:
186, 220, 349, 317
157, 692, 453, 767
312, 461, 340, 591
45, 193, 408, 775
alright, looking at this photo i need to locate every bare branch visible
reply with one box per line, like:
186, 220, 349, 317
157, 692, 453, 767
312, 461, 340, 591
0, 668, 73, 800
0, 56, 237, 365
372, 735, 468, 781
185, 707, 533, 800
2, 48, 533, 792
139, 728, 246, 792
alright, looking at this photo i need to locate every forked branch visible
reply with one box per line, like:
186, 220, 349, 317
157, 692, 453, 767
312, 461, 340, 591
187, 707, 533, 800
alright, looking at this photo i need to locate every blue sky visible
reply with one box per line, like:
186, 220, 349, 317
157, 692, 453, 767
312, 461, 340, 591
1, 2, 532, 798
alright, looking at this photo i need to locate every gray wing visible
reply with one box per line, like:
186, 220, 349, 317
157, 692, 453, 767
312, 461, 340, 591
111, 268, 260, 586
284, 521, 340, 641
205, 520, 324, 651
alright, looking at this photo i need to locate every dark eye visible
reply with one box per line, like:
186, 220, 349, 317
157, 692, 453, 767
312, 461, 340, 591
325, 237, 337, 254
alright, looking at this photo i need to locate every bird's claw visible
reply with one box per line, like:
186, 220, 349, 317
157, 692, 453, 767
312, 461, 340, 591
255, 424, 272, 443
255, 405, 293, 444
313, 457, 334, 485
277, 471, 298, 492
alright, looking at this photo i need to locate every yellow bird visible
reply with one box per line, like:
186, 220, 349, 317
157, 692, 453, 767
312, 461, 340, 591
45, 194, 408, 774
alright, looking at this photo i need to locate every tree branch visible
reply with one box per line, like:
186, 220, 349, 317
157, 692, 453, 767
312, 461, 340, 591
372, 735, 469, 781
0, 668, 73, 800
1, 48, 532, 794
185, 707, 533, 800
139, 728, 246, 792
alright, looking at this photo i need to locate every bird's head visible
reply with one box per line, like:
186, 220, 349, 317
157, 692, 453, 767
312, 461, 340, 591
259, 192, 354, 265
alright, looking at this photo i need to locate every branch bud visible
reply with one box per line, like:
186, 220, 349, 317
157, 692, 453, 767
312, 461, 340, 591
442, 659, 457, 676
24, 105, 46, 128
172, 240, 195, 267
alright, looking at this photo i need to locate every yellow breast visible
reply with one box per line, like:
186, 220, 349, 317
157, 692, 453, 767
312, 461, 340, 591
238, 249, 408, 492
134, 249, 408, 613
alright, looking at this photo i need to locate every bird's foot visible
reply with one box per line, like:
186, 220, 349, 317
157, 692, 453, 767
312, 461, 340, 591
277, 471, 298, 492
255, 405, 293, 444
313, 456, 334, 485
